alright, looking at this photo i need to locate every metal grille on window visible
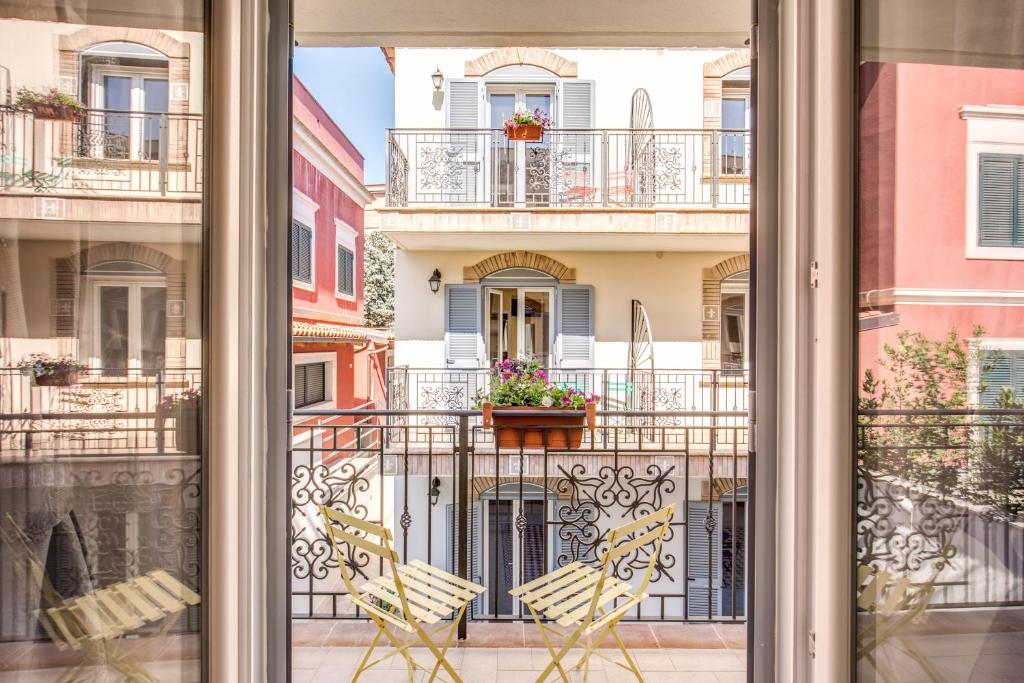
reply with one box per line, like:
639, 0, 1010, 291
291, 222, 313, 283
295, 362, 326, 408
337, 246, 355, 296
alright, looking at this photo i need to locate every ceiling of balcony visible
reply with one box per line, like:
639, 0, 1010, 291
294, 0, 750, 48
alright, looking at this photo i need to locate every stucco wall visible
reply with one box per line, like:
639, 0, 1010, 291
393, 47, 734, 130
394, 249, 742, 369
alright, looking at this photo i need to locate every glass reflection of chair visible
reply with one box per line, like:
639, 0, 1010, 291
319, 504, 486, 682
855, 546, 953, 683
1, 514, 200, 682
513, 504, 676, 683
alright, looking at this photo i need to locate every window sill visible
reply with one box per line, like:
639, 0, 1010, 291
293, 279, 315, 292
966, 245, 1024, 261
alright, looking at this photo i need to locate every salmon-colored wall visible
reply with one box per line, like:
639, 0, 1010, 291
858, 62, 1024, 379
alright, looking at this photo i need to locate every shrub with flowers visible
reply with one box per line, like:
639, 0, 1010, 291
476, 357, 599, 409
159, 388, 202, 413
17, 354, 87, 378
503, 107, 552, 133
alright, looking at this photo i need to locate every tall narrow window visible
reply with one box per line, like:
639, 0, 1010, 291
978, 153, 1024, 248
336, 245, 355, 297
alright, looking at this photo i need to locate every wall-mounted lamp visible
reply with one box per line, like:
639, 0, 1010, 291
428, 268, 442, 294
431, 68, 444, 92
429, 477, 442, 506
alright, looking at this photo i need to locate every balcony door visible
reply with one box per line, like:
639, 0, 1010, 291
89, 67, 169, 160
484, 286, 553, 368
487, 87, 553, 207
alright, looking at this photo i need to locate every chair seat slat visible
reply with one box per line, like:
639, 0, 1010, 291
114, 583, 163, 621
132, 576, 185, 615
94, 589, 145, 631
368, 575, 452, 617
409, 559, 486, 593
530, 570, 602, 611
544, 579, 628, 620
361, 581, 442, 624
553, 582, 634, 625
584, 594, 646, 634
149, 570, 201, 606
348, 595, 415, 633
509, 561, 584, 596
396, 569, 474, 607
516, 565, 596, 604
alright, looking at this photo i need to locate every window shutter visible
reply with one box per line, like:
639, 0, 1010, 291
981, 350, 1024, 407
978, 153, 1023, 247
686, 501, 721, 618
291, 222, 313, 283
337, 246, 355, 296
557, 285, 594, 368
445, 285, 482, 367
294, 362, 326, 408
294, 364, 307, 407
449, 502, 482, 616
560, 80, 595, 156
443, 79, 482, 203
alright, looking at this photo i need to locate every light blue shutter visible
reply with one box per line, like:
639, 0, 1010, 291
443, 80, 482, 204
446, 502, 482, 617
557, 285, 594, 368
445, 285, 482, 367
978, 153, 1023, 247
560, 80, 595, 156
981, 351, 1024, 407
687, 501, 721, 618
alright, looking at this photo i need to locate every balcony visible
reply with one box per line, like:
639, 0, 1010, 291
386, 128, 750, 209
0, 106, 203, 198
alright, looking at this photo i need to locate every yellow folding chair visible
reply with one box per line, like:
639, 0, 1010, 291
512, 504, 676, 683
319, 504, 485, 682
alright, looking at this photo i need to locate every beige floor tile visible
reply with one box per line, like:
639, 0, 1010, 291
496, 647, 537, 670
293, 646, 330, 669
668, 649, 745, 672
715, 672, 747, 683
630, 649, 675, 671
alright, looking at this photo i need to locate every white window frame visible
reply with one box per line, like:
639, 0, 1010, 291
292, 351, 336, 410
87, 276, 168, 373
968, 337, 1024, 406
962, 106, 1024, 260
721, 276, 750, 371
334, 218, 358, 302
292, 189, 318, 291
484, 286, 555, 367
485, 82, 557, 207
87, 64, 169, 161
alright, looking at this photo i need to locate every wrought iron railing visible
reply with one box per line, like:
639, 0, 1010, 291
0, 367, 202, 454
0, 106, 203, 196
857, 409, 1024, 610
290, 409, 749, 634
385, 128, 750, 208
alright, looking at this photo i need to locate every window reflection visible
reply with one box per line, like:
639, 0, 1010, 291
856, 5, 1024, 681
0, 3, 204, 680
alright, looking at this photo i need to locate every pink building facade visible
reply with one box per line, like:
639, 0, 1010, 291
858, 62, 1024, 402
290, 77, 389, 412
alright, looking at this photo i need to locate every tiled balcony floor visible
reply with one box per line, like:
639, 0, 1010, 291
293, 621, 747, 682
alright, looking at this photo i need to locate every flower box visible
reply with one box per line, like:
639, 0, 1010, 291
30, 103, 81, 121
32, 368, 78, 387
505, 124, 543, 142
173, 404, 202, 454
482, 402, 596, 450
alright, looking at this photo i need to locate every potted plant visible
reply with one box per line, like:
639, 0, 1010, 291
17, 354, 87, 386
14, 86, 85, 121
503, 107, 552, 142
159, 388, 202, 453
477, 357, 599, 449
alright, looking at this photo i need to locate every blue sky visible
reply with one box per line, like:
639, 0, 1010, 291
294, 47, 395, 184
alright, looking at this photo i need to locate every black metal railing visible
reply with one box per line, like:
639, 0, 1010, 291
0, 106, 203, 196
290, 408, 749, 635
386, 128, 750, 208
857, 409, 1024, 610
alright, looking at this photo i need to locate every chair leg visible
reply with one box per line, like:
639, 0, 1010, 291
607, 622, 644, 682
526, 605, 571, 683
352, 623, 386, 681
412, 620, 463, 683
534, 625, 585, 683
426, 606, 466, 682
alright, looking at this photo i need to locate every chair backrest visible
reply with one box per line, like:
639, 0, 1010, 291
319, 505, 412, 620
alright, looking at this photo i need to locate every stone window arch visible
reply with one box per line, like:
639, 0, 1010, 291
463, 251, 576, 283
57, 28, 191, 113
464, 48, 578, 78
701, 253, 750, 370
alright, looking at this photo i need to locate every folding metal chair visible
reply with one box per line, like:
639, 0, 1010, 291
512, 504, 676, 683
319, 504, 486, 682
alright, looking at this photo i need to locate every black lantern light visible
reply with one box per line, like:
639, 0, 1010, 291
428, 268, 442, 294
429, 477, 442, 506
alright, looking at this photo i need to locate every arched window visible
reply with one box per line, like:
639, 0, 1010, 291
720, 270, 749, 372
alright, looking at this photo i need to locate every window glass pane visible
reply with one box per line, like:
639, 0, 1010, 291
0, 4, 205, 680
488, 93, 515, 129
856, 4, 1024, 681
100, 285, 130, 373
522, 291, 550, 368
141, 287, 167, 375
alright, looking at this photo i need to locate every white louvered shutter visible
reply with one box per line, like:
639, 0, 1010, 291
560, 80, 595, 157
980, 350, 1024, 407
445, 285, 482, 367
557, 285, 594, 368
446, 502, 483, 617
445, 79, 482, 204
686, 501, 721, 618
978, 153, 1024, 248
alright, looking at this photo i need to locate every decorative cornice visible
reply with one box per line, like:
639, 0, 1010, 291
463, 251, 576, 283
959, 105, 1024, 122
861, 288, 1024, 306
293, 120, 373, 206
464, 47, 577, 78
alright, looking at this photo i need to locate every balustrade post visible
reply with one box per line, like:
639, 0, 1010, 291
710, 131, 720, 208
601, 131, 610, 207
158, 114, 169, 195
156, 369, 166, 454
456, 412, 470, 640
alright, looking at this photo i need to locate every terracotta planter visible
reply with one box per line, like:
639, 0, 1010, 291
32, 369, 78, 386
30, 104, 81, 121
482, 403, 596, 450
505, 124, 543, 142
173, 405, 202, 454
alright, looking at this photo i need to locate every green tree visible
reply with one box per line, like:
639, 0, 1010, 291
363, 230, 395, 329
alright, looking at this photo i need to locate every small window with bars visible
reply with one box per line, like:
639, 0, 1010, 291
294, 362, 327, 408
978, 153, 1024, 248
291, 221, 313, 284
336, 245, 355, 297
